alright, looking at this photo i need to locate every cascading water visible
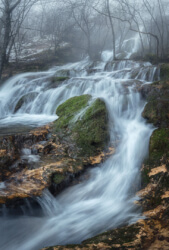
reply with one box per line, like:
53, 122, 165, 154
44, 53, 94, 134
0, 51, 159, 249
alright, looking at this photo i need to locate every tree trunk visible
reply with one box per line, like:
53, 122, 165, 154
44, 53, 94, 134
0, 7, 11, 79
106, 0, 116, 60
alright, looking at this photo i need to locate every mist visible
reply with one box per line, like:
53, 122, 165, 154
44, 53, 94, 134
0, 0, 169, 78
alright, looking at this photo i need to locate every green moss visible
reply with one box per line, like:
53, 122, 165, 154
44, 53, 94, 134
143, 129, 169, 170
56, 95, 91, 116
55, 69, 70, 77
160, 64, 169, 80
52, 174, 65, 184
54, 95, 109, 156
142, 100, 157, 124
73, 99, 109, 156
51, 76, 69, 83
150, 128, 169, 155
141, 128, 169, 189
55, 95, 91, 129
142, 94, 169, 127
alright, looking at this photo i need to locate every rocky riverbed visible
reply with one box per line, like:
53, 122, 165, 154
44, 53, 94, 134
42, 65, 169, 250
0, 59, 164, 250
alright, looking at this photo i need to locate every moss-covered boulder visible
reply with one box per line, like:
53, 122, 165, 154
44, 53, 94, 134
141, 128, 169, 186
142, 81, 169, 127
141, 80, 169, 186
14, 92, 39, 113
160, 64, 169, 80
0, 101, 112, 205
150, 129, 169, 158
142, 98, 169, 127
147, 127, 169, 166
54, 95, 109, 156
55, 95, 91, 129
140, 74, 169, 215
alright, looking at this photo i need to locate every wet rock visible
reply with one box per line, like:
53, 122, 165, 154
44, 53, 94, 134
132, 73, 169, 249
55, 69, 70, 77
51, 76, 69, 82
46, 76, 70, 90
41, 222, 153, 250
141, 81, 169, 127
14, 92, 39, 113
0, 97, 113, 206
160, 64, 169, 81
54, 95, 110, 157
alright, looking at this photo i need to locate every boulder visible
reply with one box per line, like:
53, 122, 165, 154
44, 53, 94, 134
141, 81, 169, 128
54, 95, 110, 156
14, 92, 39, 113
160, 63, 169, 81
0, 96, 113, 206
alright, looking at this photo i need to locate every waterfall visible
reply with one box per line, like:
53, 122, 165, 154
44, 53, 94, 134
0, 54, 159, 250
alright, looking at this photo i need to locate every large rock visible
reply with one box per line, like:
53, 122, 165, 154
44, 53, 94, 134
14, 92, 39, 113
132, 76, 169, 249
140, 78, 169, 200
141, 81, 169, 128
54, 95, 110, 156
160, 63, 169, 81
0, 96, 113, 206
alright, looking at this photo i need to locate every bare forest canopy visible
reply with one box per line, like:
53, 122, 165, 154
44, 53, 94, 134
0, 0, 169, 79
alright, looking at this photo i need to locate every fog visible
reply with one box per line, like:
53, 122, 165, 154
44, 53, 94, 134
0, 0, 169, 78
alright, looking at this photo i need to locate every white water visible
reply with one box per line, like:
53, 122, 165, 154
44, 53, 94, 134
0, 182, 5, 190
0, 51, 159, 249
21, 148, 40, 163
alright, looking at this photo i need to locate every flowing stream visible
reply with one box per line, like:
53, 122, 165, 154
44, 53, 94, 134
0, 50, 159, 249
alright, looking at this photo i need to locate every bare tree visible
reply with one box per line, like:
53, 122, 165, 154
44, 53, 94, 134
63, 0, 104, 60
0, 0, 38, 79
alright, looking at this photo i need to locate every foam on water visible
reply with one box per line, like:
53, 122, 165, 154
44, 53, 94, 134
0, 182, 5, 190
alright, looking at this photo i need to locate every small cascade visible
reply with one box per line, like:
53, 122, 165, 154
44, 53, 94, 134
0, 59, 158, 127
0, 52, 160, 250
21, 148, 40, 164
36, 190, 62, 216
0, 182, 5, 190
